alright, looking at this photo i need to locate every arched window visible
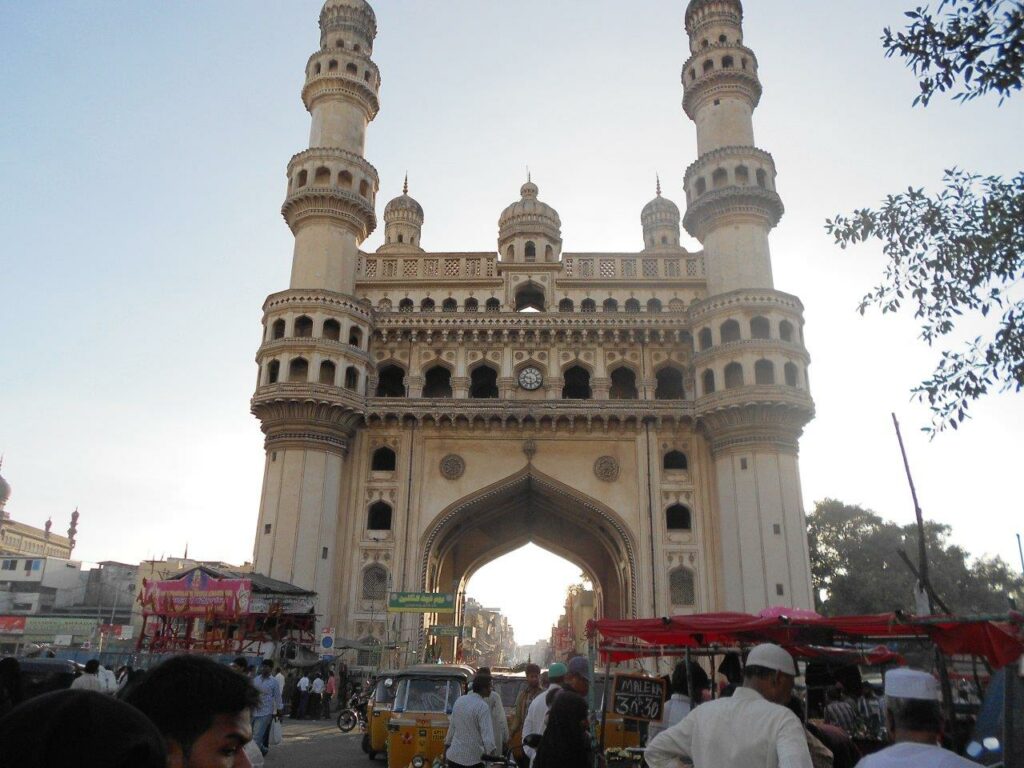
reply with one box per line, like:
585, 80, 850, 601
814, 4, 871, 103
319, 360, 336, 385
465, 298, 479, 313
724, 362, 744, 389
580, 299, 596, 313
515, 284, 545, 312
669, 567, 695, 605
314, 166, 330, 185
423, 366, 453, 398
666, 504, 692, 530
442, 298, 458, 313
323, 319, 341, 341
399, 298, 414, 313
545, 244, 553, 260
702, 59, 714, 73
267, 360, 280, 384
271, 319, 286, 340
702, 369, 715, 394
562, 365, 592, 399
296, 169, 308, 187
756, 168, 767, 188
647, 298, 662, 314
558, 298, 574, 313
609, 367, 638, 400
625, 298, 641, 314
295, 315, 313, 337
525, 241, 536, 262
735, 165, 750, 185
345, 365, 359, 390
377, 298, 392, 311
602, 298, 618, 313
755, 359, 775, 385
698, 328, 712, 351
669, 298, 685, 312
397, 234, 404, 243
420, 298, 435, 312
362, 564, 388, 600
722, 55, 734, 68
376, 365, 406, 397
345, 62, 357, 74
505, 245, 514, 261
750, 316, 770, 339
288, 357, 308, 382
485, 298, 501, 312
356, 637, 380, 667
712, 168, 728, 189
469, 365, 499, 398
655, 367, 685, 399
779, 320, 794, 342
720, 319, 740, 343
367, 501, 392, 530
358, 179, 370, 197
784, 362, 799, 387
349, 327, 363, 347
371, 447, 396, 471
339, 170, 353, 188
695, 177, 706, 196
664, 450, 688, 470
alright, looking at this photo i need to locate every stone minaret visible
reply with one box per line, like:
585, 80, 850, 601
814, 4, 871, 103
683, 0, 815, 610
251, 0, 379, 619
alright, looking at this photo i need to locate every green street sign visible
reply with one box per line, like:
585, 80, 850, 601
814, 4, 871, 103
387, 591, 455, 613
428, 625, 466, 637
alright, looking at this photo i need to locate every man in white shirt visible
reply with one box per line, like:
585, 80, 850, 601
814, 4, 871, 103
521, 662, 566, 765
444, 674, 497, 768
645, 643, 812, 768
477, 667, 510, 753
296, 672, 311, 719
648, 661, 692, 742
70, 659, 105, 692
855, 668, 976, 768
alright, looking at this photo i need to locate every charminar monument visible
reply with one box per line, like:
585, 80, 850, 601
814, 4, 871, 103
251, 0, 815, 654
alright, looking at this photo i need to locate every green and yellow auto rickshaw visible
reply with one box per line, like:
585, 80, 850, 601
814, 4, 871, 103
362, 669, 399, 760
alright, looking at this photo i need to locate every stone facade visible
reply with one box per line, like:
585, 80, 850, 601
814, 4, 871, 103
251, 0, 815, 656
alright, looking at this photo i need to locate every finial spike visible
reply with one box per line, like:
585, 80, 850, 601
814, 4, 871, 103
403, 173, 408, 195
526, 165, 531, 183
656, 173, 662, 197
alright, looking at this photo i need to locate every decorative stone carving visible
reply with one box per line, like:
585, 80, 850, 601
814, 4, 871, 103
522, 439, 537, 461
594, 456, 619, 481
439, 454, 465, 480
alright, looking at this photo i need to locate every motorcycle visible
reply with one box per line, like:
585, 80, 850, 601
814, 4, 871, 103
337, 691, 368, 733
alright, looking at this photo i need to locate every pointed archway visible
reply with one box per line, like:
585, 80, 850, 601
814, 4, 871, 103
420, 466, 639, 621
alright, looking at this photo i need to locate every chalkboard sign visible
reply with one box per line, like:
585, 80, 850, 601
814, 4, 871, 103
610, 674, 666, 722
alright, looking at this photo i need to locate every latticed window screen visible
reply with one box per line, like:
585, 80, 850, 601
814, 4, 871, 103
600, 259, 615, 277
467, 259, 481, 276
383, 260, 397, 277
622, 260, 636, 277
669, 567, 695, 605
642, 259, 658, 277
666, 260, 681, 277
425, 259, 438, 276
444, 259, 460, 277
686, 259, 698, 276
486, 260, 495, 277
564, 259, 574, 277
362, 565, 388, 600
356, 638, 379, 667
580, 260, 594, 277
403, 260, 418, 277
364, 260, 378, 278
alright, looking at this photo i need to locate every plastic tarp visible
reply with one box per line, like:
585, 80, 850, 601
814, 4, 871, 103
587, 611, 1023, 667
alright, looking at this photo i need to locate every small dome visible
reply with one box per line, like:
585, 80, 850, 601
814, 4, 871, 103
686, 0, 743, 17
322, 0, 373, 12
498, 179, 561, 237
642, 194, 680, 221
383, 176, 424, 221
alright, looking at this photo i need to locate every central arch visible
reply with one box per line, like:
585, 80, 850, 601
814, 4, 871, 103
420, 466, 639, 623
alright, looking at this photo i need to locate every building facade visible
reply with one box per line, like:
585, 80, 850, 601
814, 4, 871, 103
251, 0, 815, 656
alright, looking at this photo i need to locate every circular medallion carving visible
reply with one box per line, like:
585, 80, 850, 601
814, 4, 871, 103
593, 456, 619, 482
440, 454, 465, 480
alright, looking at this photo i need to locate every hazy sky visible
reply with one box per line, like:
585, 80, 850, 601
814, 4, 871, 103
2, 1, 1022, 644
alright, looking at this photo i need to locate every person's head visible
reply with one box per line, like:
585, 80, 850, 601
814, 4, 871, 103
534, 691, 591, 764
84, 659, 100, 675
525, 663, 541, 689
742, 644, 797, 705
540, 671, 550, 688
230, 657, 249, 675
883, 668, 943, 742
259, 660, 273, 678
564, 656, 591, 696
472, 674, 492, 698
0, 689, 166, 768
478, 666, 491, 675
826, 685, 844, 703
670, 662, 689, 695
121, 654, 259, 768
547, 662, 566, 686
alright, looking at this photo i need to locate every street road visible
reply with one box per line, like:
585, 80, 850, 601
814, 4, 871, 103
265, 722, 376, 767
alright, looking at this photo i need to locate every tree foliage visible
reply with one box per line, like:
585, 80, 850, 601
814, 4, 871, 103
826, 0, 1024, 433
807, 498, 1023, 616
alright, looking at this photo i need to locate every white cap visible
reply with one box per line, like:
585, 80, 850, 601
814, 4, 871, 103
884, 668, 941, 701
746, 643, 797, 676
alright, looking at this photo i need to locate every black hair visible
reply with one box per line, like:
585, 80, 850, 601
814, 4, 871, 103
121, 655, 259, 756
525, 663, 541, 675
259, 659, 273, 668
888, 697, 943, 733
231, 657, 249, 671
533, 691, 591, 768
84, 659, 100, 674
471, 674, 492, 694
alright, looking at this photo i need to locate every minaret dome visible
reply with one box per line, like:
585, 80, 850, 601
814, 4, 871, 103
497, 178, 562, 264
641, 176, 681, 250
379, 176, 424, 252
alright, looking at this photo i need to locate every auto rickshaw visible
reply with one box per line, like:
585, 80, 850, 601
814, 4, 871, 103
592, 673, 643, 750
362, 669, 399, 760
386, 664, 475, 768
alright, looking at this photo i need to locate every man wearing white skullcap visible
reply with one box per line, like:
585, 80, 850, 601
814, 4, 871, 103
854, 668, 975, 767
645, 643, 812, 768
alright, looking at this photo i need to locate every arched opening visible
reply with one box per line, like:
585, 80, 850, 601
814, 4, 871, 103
669, 299, 685, 312
735, 165, 750, 185
602, 298, 618, 313
328, 60, 338, 72
371, 447, 397, 472
345, 365, 359, 391
323, 319, 341, 341
702, 369, 715, 394
288, 357, 308, 382
271, 319, 285, 340
750, 316, 770, 339
756, 168, 767, 188
702, 59, 714, 73
724, 362, 744, 389
545, 244, 553, 260
367, 501, 393, 531
485, 298, 501, 312
362, 564, 388, 600
267, 360, 280, 384
318, 360, 336, 385
695, 177, 706, 196
359, 179, 370, 197
296, 169, 308, 187
625, 298, 641, 314
712, 168, 728, 189
666, 504, 692, 531
349, 326, 363, 347
515, 283, 545, 312
784, 362, 799, 387
505, 245, 514, 261
314, 166, 330, 185
378, 298, 392, 311
376, 365, 406, 397
669, 567, 695, 606
562, 365, 592, 399
469, 365, 499, 399
294, 315, 313, 337
779, 320, 794, 342
423, 365, 453, 398
698, 328, 712, 351
663, 451, 688, 471
345, 62, 358, 74
442, 298, 458, 313
609, 367, 638, 400
524, 241, 536, 262
720, 319, 741, 343
464, 298, 479, 313
339, 170, 353, 188
580, 299, 596, 313
722, 55, 734, 68
420, 298, 435, 312
655, 366, 685, 400
754, 359, 775, 385
647, 298, 662, 314
399, 298, 414, 313
558, 298, 574, 313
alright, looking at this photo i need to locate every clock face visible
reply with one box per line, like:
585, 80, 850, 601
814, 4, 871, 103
518, 366, 543, 391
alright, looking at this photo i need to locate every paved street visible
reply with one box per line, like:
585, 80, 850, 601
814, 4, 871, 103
264, 720, 379, 768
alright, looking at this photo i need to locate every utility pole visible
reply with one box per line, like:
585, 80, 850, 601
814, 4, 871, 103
1017, 533, 1024, 575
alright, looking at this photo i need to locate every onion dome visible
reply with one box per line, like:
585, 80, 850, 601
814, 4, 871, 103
642, 176, 681, 249
685, 0, 743, 19
379, 175, 424, 251
498, 178, 562, 245
384, 175, 423, 222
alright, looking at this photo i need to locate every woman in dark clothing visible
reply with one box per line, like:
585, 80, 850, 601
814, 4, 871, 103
533, 690, 595, 768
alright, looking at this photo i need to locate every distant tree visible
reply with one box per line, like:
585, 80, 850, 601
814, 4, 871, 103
826, 0, 1024, 433
807, 498, 1022, 616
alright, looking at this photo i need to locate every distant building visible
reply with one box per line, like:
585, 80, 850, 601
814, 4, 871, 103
550, 584, 596, 659
459, 598, 516, 668
0, 463, 79, 559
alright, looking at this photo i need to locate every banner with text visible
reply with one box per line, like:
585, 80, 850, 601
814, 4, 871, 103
0, 616, 26, 635
387, 592, 455, 613
141, 571, 252, 618
428, 625, 467, 637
